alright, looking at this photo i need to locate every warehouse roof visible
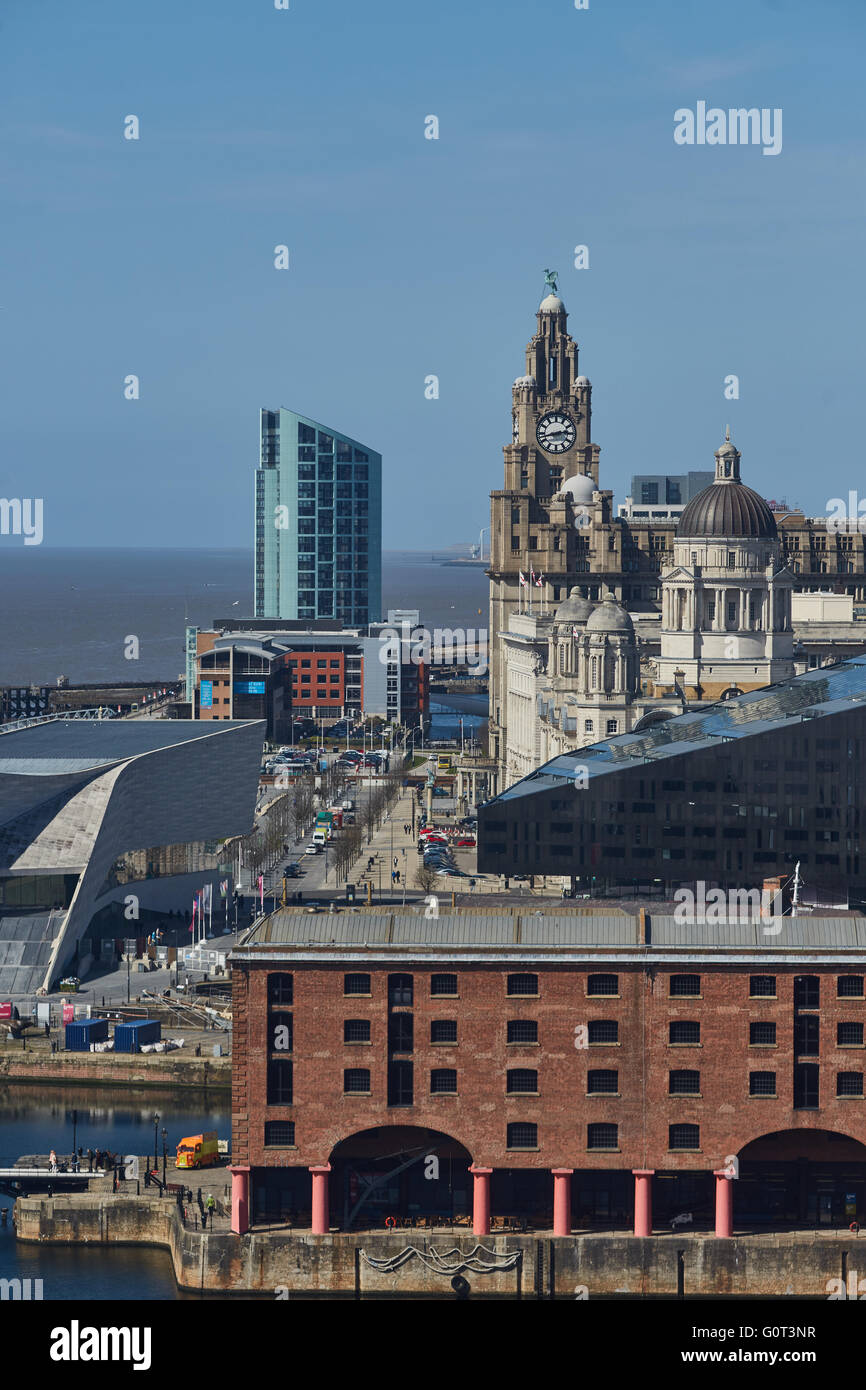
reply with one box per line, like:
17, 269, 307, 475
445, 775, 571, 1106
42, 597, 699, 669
234, 908, 866, 958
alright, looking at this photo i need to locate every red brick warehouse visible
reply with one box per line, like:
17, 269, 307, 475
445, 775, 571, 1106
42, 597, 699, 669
228, 907, 866, 1237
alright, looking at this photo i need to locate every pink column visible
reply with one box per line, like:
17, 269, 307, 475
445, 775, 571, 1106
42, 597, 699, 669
469, 1166, 493, 1236
551, 1169, 573, 1237
309, 1163, 332, 1235
632, 1169, 654, 1237
228, 1165, 250, 1236
713, 1170, 734, 1238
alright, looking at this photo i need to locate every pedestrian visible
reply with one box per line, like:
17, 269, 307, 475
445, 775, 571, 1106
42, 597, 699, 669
48, 1148, 57, 1173
206, 1192, 216, 1228
87, 1147, 93, 1173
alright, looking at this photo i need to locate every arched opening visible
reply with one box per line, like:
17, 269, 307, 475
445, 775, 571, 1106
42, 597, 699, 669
329, 1125, 473, 1231
719, 685, 743, 701
737, 1128, 866, 1228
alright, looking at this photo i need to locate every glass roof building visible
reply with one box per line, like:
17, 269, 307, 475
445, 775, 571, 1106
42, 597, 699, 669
478, 656, 866, 898
254, 408, 382, 626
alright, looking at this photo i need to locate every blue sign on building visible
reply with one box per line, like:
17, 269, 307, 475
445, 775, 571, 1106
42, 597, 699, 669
200, 680, 213, 708
234, 680, 266, 696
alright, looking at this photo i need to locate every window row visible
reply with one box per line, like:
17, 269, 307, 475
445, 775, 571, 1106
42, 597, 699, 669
272, 972, 866, 1004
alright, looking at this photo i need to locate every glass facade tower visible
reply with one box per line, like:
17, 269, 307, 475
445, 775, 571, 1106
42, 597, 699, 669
254, 408, 382, 624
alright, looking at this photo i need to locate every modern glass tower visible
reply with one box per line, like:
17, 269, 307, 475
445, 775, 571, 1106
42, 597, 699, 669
254, 408, 382, 624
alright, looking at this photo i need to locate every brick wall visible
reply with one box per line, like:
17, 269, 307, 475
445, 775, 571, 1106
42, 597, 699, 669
233, 957, 866, 1172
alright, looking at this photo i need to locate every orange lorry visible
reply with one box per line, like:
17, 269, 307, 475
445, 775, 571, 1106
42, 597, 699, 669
175, 1131, 219, 1169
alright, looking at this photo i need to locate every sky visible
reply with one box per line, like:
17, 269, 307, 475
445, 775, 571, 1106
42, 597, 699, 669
1, 0, 864, 549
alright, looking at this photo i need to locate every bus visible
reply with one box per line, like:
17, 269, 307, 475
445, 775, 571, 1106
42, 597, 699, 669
436, 754, 454, 773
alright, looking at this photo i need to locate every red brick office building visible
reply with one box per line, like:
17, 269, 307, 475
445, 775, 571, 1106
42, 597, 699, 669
228, 907, 866, 1238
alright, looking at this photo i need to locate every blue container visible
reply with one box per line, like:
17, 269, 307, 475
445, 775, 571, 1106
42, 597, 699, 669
65, 1018, 109, 1051
113, 1019, 161, 1053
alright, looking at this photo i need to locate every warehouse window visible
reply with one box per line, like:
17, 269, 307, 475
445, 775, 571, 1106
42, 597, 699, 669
750, 1022, 776, 1045
670, 974, 701, 997
431, 1020, 457, 1044
588, 1020, 618, 1044
343, 1068, 371, 1094
587, 1069, 618, 1094
507, 973, 538, 996
267, 973, 293, 1006
264, 1122, 295, 1147
507, 1069, 538, 1094
430, 1069, 457, 1094
749, 1071, 777, 1096
267, 1059, 292, 1106
587, 1123, 618, 1151
587, 973, 618, 997
344, 973, 371, 996
669, 1069, 700, 1095
430, 973, 457, 997
838, 975, 865, 998
750, 975, 776, 998
838, 1022, 864, 1046
669, 1124, 700, 1150
343, 1019, 371, 1044
837, 1072, 864, 1097
669, 1021, 700, 1044
507, 1123, 538, 1150
507, 1020, 538, 1044
388, 974, 413, 1006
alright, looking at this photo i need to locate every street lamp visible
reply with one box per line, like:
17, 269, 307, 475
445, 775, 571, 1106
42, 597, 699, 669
152, 1113, 160, 1178
161, 1127, 168, 1189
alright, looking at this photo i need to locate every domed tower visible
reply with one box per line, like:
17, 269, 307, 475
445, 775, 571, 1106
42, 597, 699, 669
656, 430, 794, 699
548, 585, 595, 679
573, 594, 639, 741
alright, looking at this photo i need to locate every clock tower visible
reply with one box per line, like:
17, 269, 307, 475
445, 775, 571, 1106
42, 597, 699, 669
488, 277, 606, 785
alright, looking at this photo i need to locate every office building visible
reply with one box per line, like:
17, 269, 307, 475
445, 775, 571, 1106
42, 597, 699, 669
255, 409, 382, 626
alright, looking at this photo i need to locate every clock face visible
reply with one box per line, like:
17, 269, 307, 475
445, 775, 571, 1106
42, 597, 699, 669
536, 411, 576, 454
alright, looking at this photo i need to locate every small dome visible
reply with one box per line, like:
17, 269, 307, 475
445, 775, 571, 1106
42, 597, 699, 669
554, 587, 594, 626
585, 594, 634, 635
513, 374, 536, 387
539, 294, 565, 313
715, 440, 739, 458
560, 473, 595, 504
575, 375, 589, 386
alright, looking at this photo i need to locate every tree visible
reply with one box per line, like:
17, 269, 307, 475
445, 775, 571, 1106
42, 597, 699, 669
415, 864, 438, 894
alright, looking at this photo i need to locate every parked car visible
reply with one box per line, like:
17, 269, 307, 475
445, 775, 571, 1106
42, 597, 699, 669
284, 863, 302, 878
304, 843, 323, 856
456, 836, 477, 848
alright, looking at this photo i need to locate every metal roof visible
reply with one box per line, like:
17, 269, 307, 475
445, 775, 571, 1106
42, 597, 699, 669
492, 655, 866, 802
0, 718, 263, 775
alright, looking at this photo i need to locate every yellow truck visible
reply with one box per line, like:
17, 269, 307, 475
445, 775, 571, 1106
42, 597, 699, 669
175, 1131, 220, 1170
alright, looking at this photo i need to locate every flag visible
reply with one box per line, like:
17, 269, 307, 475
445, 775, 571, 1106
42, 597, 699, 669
518, 571, 527, 588
188, 897, 197, 934
535, 572, 544, 587
201, 883, 212, 913
257, 874, 264, 910
572, 625, 581, 637
219, 879, 228, 898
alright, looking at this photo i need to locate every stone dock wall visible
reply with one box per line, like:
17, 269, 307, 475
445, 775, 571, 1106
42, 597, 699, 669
0, 1052, 231, 1091
14, 1195, 859, 1296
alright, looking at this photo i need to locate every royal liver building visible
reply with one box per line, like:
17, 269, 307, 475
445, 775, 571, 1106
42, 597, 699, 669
488, 279, 806, 791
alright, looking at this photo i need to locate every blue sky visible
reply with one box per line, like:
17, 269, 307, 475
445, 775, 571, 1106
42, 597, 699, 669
1, 0, 864, 548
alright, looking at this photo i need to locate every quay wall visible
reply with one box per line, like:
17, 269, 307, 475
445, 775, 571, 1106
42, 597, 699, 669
0, 1052, 231, 1092
14, 1196, 862, 1296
